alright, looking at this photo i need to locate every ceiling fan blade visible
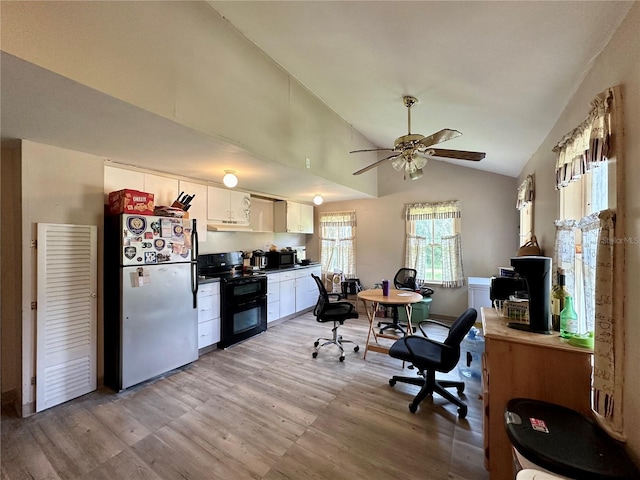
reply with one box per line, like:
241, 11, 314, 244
418, 129, 462, 148
429, 149, 486, 161
352, 154, 400, 175
349, 148, 395, 154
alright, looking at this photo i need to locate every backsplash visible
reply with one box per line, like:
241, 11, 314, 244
199, 231, 308, 255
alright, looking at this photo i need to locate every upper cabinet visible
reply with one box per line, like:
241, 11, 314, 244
104, 166, 144, 202
274, 201, 314, 234
249, 197, 274, 232
178, 180, 208, 242
143, 174, 179, 207
207, 186, 250, 226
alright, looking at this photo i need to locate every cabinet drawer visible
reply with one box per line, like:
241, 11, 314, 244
267, 272, 280, 283
198, 320, 214, 349
280, 271, 296, 281
198, 282, 219, 295
295, 269, 310, 279
267, 301, 280, 323
268, 281, 280, 301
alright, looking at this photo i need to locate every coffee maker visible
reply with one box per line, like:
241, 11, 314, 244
510, 256, 552, 334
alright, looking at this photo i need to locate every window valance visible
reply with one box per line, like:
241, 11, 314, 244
553, 87, 613, 189
405, 201, 461, 220
319, 211, 357, 228
516, 175, 534, 210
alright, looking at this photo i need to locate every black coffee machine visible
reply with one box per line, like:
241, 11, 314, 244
510, 256, 552, 334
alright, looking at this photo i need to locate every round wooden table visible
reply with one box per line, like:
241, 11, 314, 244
357, 288, 424, 359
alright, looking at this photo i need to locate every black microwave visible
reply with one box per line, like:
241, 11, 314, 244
266, 250, 296, 269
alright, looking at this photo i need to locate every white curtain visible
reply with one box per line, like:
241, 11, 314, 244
553, 219, 576, 296
441, 234, 465, 288
516, 174, 534, 210
578, 213, 600, 334
591, 210, 622, 435
405, 235, 427, 276
319, 211, 357, 278
554, 88, 612, 189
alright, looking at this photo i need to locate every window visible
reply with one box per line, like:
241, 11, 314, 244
319, 211, 356, 278
517, 174, 534, 246
405, 201, 464, 287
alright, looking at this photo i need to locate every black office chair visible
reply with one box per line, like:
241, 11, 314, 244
311, 273, 360, 362
388, 308, 477, 418
378, 268, 418, 335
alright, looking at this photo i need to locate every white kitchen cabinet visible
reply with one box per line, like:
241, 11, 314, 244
207, 186, 251, 225
295, 266, 321, 312
197, 282, 221, 349
179, 180, 208, 242
274, 201, 314, 233
279, 271, 297, 318
144, 173, 179, 207
104, 166, 145, 202
267, 272, 280, 324
249, 197, 274, 232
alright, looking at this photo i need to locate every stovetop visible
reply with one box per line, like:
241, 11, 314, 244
198, 266, 266, 281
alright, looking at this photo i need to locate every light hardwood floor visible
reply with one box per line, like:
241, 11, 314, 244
1, 311, 489, 480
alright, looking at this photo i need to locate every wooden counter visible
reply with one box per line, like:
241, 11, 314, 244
481, 307, 593, 480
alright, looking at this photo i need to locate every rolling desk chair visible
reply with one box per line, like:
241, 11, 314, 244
311, 274, 360, 362
378, 268, 418, 335
388, 308, 477, 418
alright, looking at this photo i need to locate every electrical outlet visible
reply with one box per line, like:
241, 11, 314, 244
305, 157, 311, 168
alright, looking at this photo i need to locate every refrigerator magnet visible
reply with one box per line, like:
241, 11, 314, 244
127, 216, 147, 236
144, 251, 157, 264
154, 239, 165, 251
145, 232, 153, 239
124, 247, 136, 259
161, 219, 172, 238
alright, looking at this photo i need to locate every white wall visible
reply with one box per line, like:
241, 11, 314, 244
201, 231, 307, 255
0, 1, 377, 197
17, 141, 105, 415
311, 158, 518, 317
517, 2, 640, 462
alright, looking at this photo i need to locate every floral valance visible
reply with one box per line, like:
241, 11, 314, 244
553, 87, 614, 189
516, 174, 534, 210
319, 211, 357, 228
405, 201, 461, 221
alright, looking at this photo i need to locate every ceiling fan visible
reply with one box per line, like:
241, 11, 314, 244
350, 96, 486, 180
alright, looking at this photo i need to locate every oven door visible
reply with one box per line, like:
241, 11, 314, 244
220, 296, 267, 348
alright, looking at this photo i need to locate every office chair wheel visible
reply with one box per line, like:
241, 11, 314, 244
389, 379, 397, 386
409, 403, 418, 413
314, 341, 319, 347
312, 352, 318, 358
458, 406, 468, 419
354, 346, 359, 352
339, 355, 345, 362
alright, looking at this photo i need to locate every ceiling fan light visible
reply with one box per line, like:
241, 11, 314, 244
223, 170, 238, 188
414, 156, 428, 169
406, 161, 417, 174
409, 168, 423, 180
391, 157, 406, 171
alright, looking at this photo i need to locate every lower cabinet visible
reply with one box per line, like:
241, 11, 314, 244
197, 282, 221, 349
266, 265, 321, 323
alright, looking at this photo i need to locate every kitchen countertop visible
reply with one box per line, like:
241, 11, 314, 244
198, 263, 321, 284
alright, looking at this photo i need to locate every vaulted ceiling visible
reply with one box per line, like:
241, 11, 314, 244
1, 1, 633, 202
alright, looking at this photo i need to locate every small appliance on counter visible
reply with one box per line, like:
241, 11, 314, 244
509, 256, 553, 334
251, 249, 267, 269
265, 249, 296, 269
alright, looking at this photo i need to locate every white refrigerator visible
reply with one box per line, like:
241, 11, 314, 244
105, 214, 199, 390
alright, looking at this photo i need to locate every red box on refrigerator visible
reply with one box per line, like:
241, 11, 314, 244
108, 189, 155, 216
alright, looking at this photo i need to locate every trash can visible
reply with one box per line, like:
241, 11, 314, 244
397, 296, 432, 324
504, 398, 640, 480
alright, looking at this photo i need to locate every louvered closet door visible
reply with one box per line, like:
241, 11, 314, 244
36, 223, 97, 412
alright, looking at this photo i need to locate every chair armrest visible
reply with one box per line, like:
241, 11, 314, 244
327, 292, 344, 301
417, 319, 451, 337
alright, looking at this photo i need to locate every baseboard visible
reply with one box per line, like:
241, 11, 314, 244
1, 388, 17, 407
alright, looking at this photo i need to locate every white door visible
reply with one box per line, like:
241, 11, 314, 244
36, 223, 98, 412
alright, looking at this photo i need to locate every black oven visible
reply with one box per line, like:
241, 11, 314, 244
219, 275, 267, 348
265, 250, 296, 269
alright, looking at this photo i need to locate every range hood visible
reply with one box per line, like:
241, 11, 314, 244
207, 224, 254, 232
